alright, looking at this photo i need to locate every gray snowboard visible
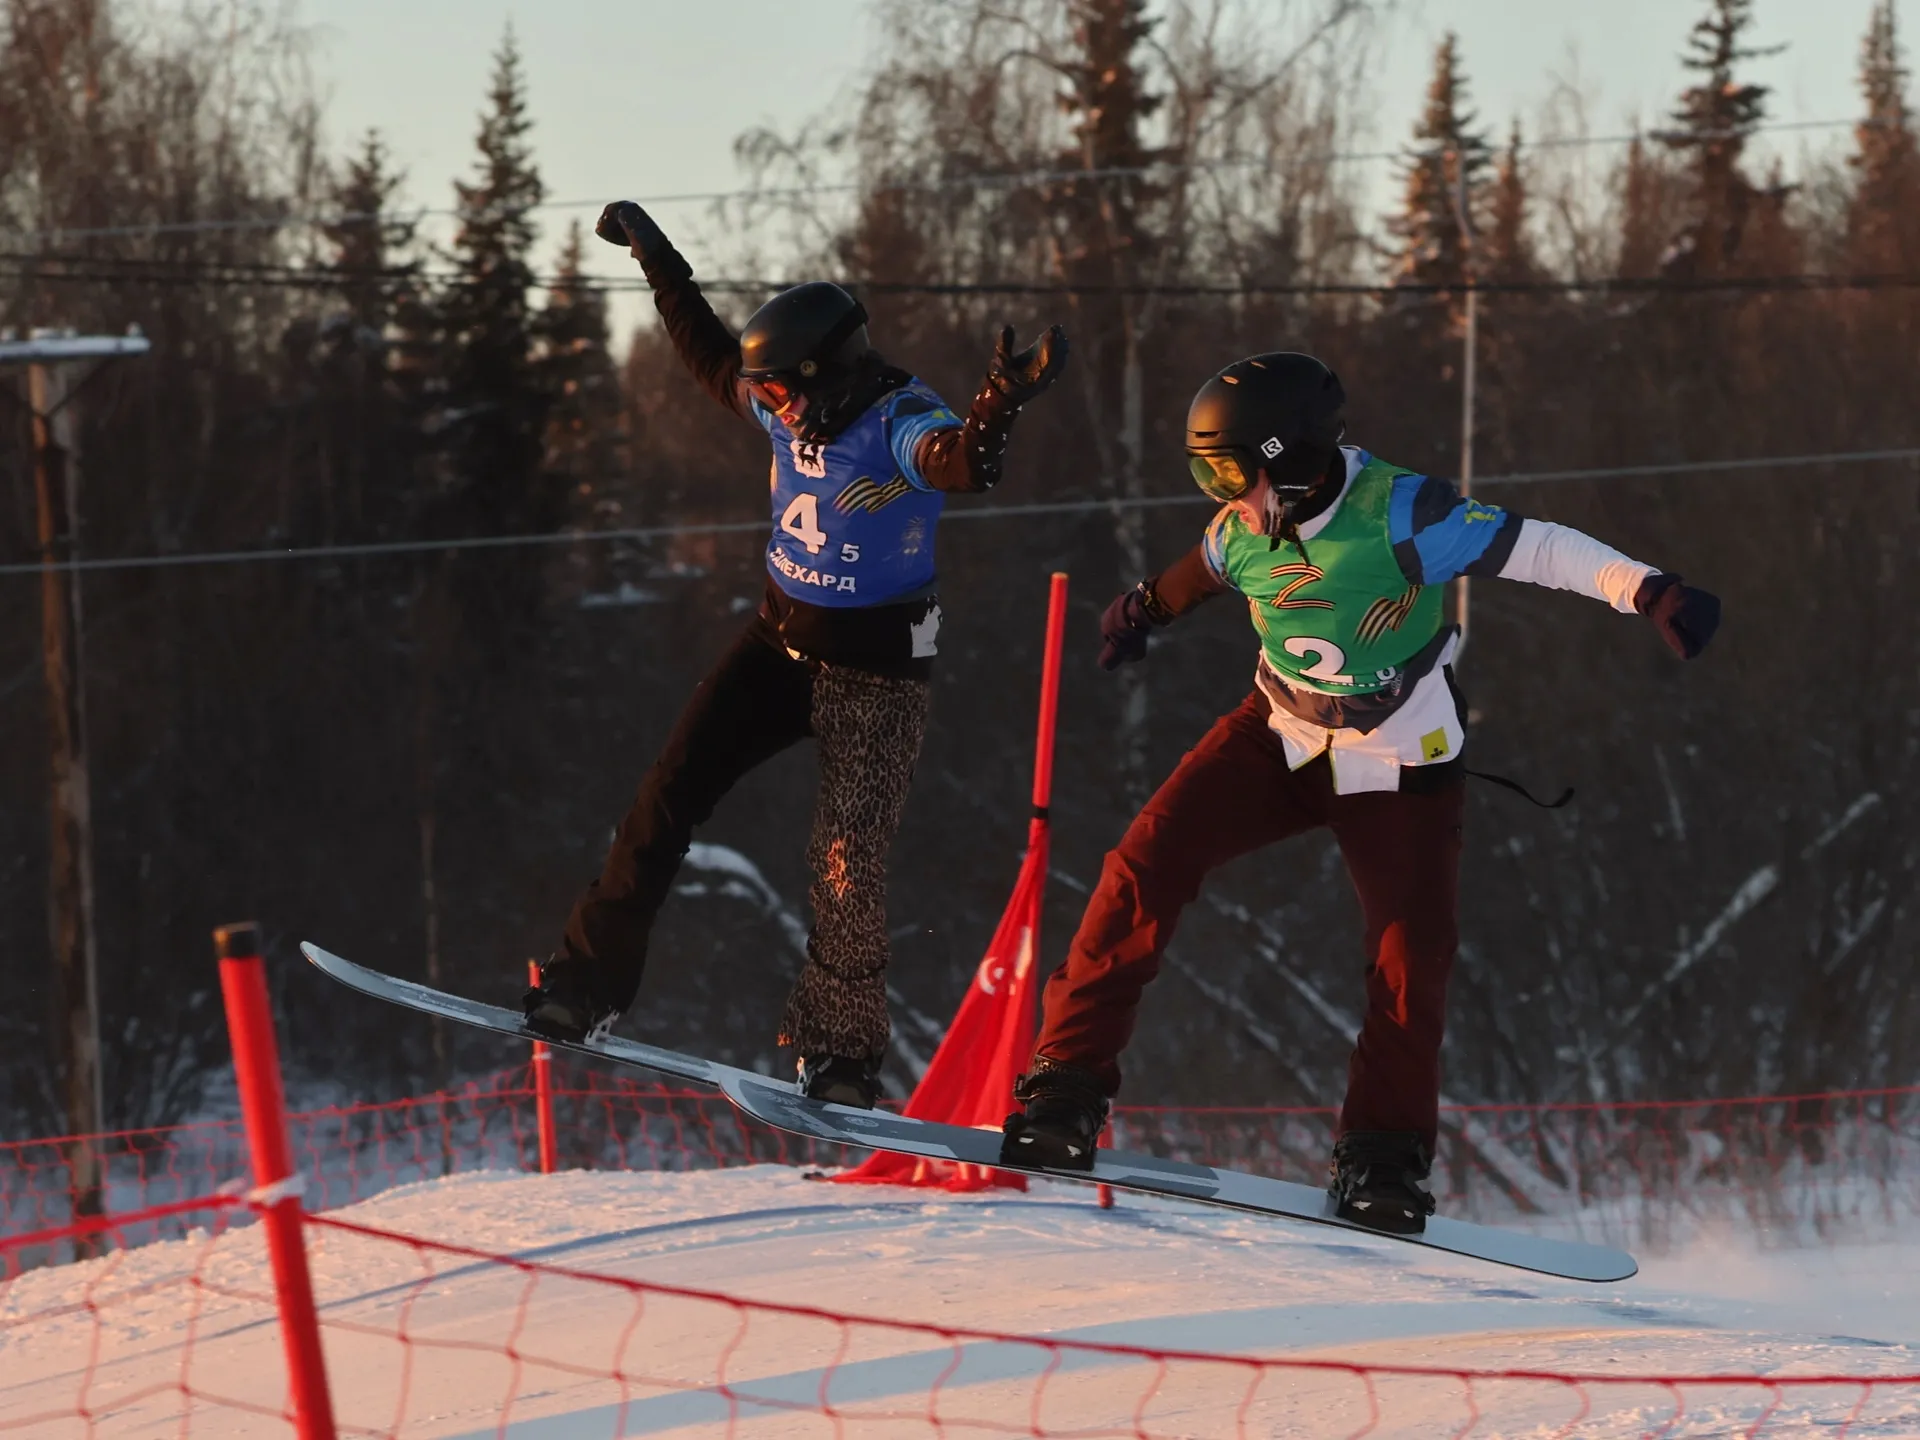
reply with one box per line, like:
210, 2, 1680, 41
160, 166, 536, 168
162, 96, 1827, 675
302, 942, 1637, 1283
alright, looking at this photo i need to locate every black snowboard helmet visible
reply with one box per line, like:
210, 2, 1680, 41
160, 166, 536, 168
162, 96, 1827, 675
739, 282, 872, 419
1185, 352, 1346, 503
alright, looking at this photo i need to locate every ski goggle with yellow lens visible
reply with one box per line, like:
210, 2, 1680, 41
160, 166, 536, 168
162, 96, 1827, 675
1187, 449, 1260, 502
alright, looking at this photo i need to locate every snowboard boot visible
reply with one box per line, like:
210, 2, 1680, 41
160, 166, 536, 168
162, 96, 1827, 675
999, 1058, 1110, 1172
1329, 1130, 1437, 1235
522, 955, 622, 1044
797, 1053, 884, 1109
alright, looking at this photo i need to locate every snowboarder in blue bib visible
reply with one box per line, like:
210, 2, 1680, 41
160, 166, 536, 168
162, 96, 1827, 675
524, 200, 1068, 1107
1001, 352, 1719, 1233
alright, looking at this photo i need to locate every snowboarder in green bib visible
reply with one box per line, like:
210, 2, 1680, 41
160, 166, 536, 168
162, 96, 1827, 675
1000, 352, 1720, 1234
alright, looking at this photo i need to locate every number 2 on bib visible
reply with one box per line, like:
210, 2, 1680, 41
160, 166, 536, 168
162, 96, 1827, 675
1283, 635, 1352, 685
780, 493, 828, 555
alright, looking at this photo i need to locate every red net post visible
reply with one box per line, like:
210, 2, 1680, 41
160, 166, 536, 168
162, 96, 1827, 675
528, 959, 559, 1175
214, 921, 339, 1440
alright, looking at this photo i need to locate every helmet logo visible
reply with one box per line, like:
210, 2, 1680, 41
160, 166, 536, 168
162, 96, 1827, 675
799, 359, 819, 377
1260, 436, 1285, 459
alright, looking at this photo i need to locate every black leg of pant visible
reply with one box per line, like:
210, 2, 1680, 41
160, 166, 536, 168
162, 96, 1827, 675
560, 617, 814, 1010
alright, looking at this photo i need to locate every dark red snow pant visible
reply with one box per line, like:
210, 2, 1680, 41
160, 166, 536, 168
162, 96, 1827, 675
1033, 691, 1464, 1152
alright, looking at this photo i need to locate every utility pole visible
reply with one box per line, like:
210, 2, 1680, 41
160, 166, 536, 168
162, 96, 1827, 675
1451, 150, 1480, 657
0, 327, 150, 1244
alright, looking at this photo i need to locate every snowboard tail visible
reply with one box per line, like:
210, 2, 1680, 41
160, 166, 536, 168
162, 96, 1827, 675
301, 942, 1637, 1283
716, 1073, 1635, 1280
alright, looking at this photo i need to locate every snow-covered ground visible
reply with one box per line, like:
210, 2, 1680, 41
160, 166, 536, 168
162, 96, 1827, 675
4, 1167, 1918, 1437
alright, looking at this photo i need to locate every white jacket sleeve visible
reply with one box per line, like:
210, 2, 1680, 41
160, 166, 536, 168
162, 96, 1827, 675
1496, 519, 1658, 614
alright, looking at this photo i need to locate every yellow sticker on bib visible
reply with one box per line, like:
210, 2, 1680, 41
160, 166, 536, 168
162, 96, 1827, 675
1420, 728, 1451, 761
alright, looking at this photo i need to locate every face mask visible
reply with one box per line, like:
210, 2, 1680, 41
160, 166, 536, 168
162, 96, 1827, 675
1263, 488, 1293, 537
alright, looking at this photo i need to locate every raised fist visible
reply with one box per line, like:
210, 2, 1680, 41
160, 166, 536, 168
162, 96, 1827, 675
594, 201, 669, 259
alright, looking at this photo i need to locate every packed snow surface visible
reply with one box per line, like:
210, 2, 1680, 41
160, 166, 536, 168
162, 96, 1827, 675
4, 1167, 1917, 1436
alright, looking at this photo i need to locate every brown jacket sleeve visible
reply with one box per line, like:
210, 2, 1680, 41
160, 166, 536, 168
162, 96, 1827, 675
910, 378, 1023, 494
1144, 542, 1230, 620
638, 246, 751, 421
912, 423, 985, 493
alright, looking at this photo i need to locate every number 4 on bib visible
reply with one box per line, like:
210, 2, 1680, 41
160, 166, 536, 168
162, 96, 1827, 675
780, 493, 829, 555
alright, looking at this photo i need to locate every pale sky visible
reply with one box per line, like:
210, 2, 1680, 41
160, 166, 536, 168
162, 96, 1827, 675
300, 0, 1915, 338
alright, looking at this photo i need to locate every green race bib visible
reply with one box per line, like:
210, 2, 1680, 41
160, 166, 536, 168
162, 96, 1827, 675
1211, 457, 1446, 694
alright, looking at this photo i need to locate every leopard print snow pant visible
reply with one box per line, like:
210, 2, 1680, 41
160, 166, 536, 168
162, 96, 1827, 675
776, 662, 930, 1059
559, 618, 928, 1053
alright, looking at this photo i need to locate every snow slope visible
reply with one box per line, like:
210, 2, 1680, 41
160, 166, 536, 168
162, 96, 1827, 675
4, 1167, 1917, 1437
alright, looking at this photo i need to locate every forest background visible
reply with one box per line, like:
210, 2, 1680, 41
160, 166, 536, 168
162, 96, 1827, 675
2, 0, 1916, 1135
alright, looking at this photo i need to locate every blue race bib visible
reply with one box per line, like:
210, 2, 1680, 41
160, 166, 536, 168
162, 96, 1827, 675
755, 382, 954, 609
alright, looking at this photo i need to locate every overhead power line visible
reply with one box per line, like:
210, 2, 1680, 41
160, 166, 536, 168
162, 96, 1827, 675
9, 252, 1920, 300
0, 114, 1874, 247
0, 445, 1912, 580
1470, 446, 1920, 487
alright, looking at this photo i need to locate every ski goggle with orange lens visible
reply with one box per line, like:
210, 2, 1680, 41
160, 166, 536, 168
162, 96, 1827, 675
747, 375, 806, 415
1187, 450, 1260, 502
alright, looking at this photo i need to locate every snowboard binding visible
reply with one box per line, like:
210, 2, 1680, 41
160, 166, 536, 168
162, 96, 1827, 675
797, 1054, 883, 1109
1329, 1130, 1438, 1235
999, 1059, 1110, 1171
522, 955, 622, 1044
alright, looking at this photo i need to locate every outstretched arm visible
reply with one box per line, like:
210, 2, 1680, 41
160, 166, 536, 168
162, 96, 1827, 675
1388, 474, 1720, 659
915, 324, 1070, 493
598, 202, 750, 420
1490, 518, 1652, 610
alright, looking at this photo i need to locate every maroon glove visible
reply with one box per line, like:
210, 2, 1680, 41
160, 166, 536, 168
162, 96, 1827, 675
1634, 572, 1720, 660
1098, 581, 1172, 670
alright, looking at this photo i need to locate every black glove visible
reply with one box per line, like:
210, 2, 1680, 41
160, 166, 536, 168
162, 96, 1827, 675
1097, 582, 1170, 671
986, 324, 1069, 406
1634, 572, 1720, 659
594, 200, 670, 260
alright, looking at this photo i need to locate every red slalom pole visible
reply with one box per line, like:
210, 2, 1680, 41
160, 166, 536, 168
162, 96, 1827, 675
1097, 1118, 1116, 1210
528, 959, 558, 1175
215, 923, 338, 1440
1032, 574, 1117, 1206
1030, 571, 1069, 827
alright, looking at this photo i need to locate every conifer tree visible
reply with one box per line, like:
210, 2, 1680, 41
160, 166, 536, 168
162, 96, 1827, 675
1483, 120, 1538, 283
323, 130, 418, 337
538, 219, 624, 519
1615, 134, 1671, 278
436, 26, 555, 546
1056, 0, 1162, 272
1848, 0, 1920, 269
1051, 0, 1170, 805
403, 29, 557, 1058
304, 130, 429, 546
1659, 0, 1782, 274
1391, 34, 1491, 294
1049, 0, 1167, 387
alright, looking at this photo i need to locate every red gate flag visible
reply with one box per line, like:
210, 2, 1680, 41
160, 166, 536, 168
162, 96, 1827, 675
836, 572, 1069, 1192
